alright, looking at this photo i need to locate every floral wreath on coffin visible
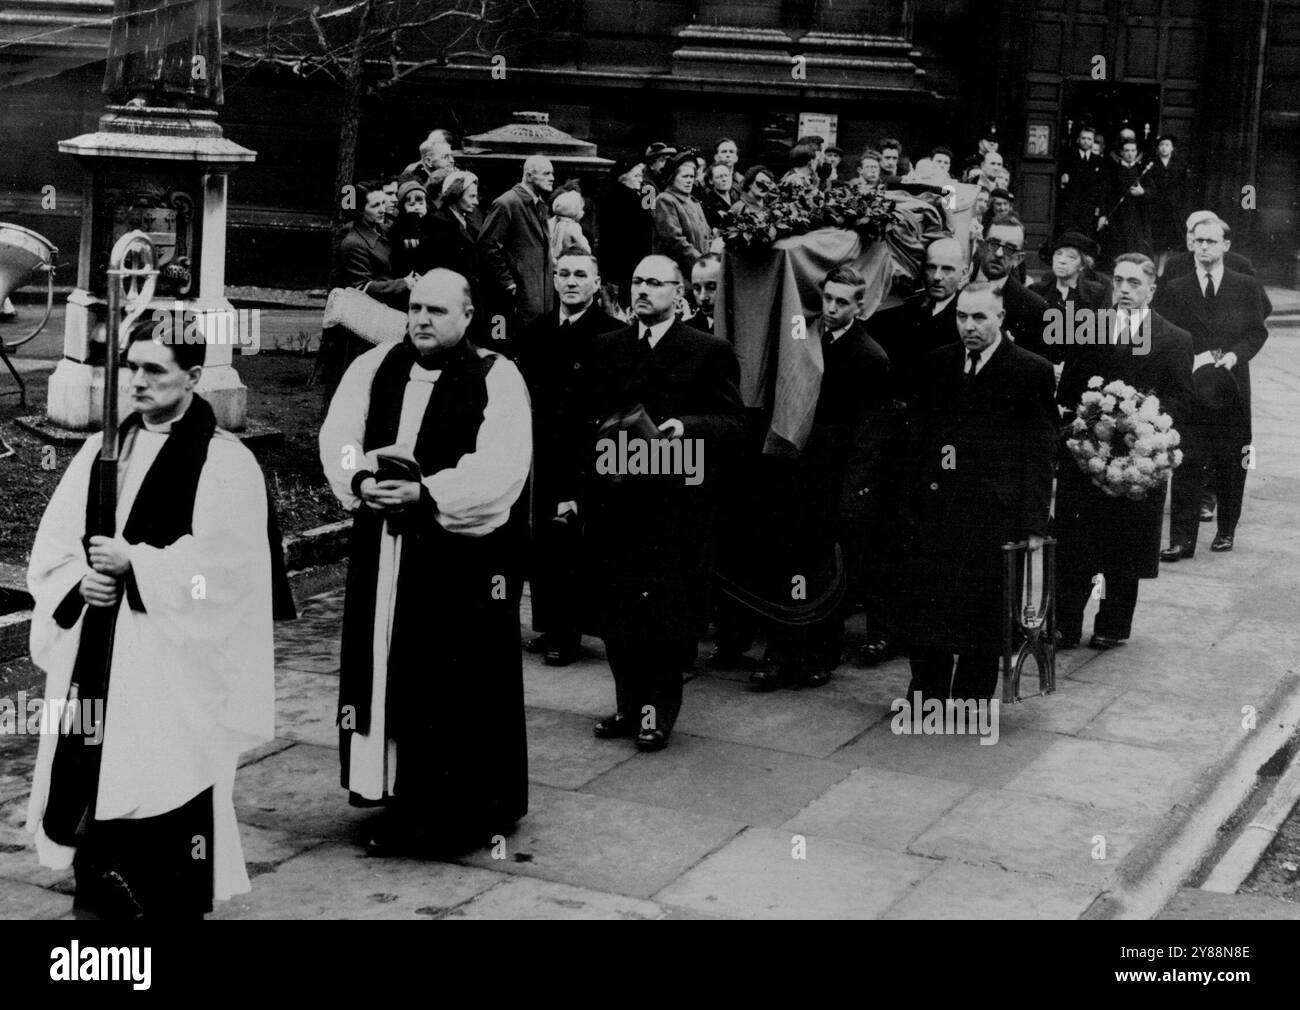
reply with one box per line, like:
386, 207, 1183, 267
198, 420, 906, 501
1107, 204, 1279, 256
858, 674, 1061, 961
717, 176, 896, 253
1066, 376, 1183, 500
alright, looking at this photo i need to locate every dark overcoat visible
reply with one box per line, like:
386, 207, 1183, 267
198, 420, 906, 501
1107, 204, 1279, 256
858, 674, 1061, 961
1053, 311, 1194, 581
478, 183, 554, 326
899, 338, 1058, 653
581, 320, 744, 640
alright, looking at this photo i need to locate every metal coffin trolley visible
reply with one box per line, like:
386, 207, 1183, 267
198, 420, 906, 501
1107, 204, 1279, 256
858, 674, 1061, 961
1000, 536, 1057, 704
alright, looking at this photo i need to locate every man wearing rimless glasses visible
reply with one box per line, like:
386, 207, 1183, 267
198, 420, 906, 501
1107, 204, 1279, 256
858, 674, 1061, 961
970, 214, 1053, 362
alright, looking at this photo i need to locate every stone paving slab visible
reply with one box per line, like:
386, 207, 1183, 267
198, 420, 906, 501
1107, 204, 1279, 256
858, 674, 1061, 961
273, 668, 341, 749
441, 875, 663, 921
830, 721, 1060, 789
1005, 736, 1197, 818
674, 675, 885, 758
653, 826, 936, 919
522, 658, 619, 719
882, 860, 1098, 919
0, 877, 72, 919
781, 767, 972, 852
210, 842, 505, 920
1070, 641, 1290, 702
582, 733, 852, 828
1078, 688, 1248, 754
908, 788, 1154, 887
997, 678, 1125, 736
455, 784, 744, 900
233, 742, 372, 841
525, 707, 637, 789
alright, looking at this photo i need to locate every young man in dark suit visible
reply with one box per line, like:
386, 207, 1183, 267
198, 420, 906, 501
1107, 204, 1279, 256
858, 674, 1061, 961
751, 266, 892, 690
899, 283, 1058, 702
1056, 125, 1105, 236
582, 255, 744, 751
516, 251, 624, 665
1156, 217, 1271, 557
1054, 254, 1193, 649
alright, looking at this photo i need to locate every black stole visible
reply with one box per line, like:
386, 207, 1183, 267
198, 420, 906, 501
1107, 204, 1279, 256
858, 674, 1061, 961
44, 396, 293, 844
338, 338, 497, 738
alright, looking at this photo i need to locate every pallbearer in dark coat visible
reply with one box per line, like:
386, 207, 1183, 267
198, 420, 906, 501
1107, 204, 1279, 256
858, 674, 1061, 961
860, 236, 969, 664
900, 283, 1058, 702
971, 216, 1052, 360
319, 269, 533, 857
751, 267, 892, 689
516, 251, 622, 665
1155, 217, 1271, 557
583, 255, 744, 751
1053, 255, 1193, 648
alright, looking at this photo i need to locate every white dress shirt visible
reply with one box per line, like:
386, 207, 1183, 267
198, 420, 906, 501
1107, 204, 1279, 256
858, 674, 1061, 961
1199, 262, 1225, 297
639, 316, 674, 349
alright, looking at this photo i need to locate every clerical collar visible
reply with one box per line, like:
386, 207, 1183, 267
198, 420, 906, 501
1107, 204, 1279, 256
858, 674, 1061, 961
142, 398, 192, 433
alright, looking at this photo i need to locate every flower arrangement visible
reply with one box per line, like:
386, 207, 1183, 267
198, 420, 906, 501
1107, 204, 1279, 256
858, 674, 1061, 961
1066, 376, 1182, 500
717, 176, 896, 254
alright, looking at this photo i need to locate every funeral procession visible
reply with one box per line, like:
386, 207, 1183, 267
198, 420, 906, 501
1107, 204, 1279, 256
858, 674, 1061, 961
2, 0, 1300, 949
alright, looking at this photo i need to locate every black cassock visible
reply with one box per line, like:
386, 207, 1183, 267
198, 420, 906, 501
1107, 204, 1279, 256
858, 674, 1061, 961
337, 340, 527, 842
898, 339, 1058, 655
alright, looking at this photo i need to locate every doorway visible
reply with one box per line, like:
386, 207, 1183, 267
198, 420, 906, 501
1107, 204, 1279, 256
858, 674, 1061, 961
1060, 80, 1161, 157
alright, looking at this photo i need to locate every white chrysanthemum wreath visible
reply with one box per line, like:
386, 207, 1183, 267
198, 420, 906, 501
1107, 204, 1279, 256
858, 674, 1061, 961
1066, 376, 1183, 500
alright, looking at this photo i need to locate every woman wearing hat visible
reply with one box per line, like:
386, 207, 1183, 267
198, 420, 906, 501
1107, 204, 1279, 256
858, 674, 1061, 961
599, 157, 653, 307
1029, 231, 1108, 312
652, 152, 713, 284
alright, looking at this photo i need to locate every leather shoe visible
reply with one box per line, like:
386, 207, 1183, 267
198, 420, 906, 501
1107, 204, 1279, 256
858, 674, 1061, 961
1210, 534, 1234, 552
1160, 544, 1190, 562
749, 665, 791, 691
523, 634, 550, 655
1199, 504, 1215, 522
803, 667, 832, 688
858, 636, 893, 666
635, 728, 668, 752
593, 713, 635, 739
1089, 634, 1123, 650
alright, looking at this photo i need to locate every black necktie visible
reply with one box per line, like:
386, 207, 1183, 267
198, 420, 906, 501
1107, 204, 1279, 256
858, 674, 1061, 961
1204, 276, 1216, 301
964, 349, 980, 384
637, 326, 653, 363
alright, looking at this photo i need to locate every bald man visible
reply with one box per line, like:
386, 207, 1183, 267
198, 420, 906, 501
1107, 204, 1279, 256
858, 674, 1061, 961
479, 155, 557, 342
320, 268, 533, 857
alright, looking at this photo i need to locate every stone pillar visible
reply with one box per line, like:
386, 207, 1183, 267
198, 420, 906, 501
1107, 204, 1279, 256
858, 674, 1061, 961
48, 105, 255, 431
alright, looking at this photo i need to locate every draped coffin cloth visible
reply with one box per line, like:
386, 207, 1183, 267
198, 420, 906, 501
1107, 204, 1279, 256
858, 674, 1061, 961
715, 228, 892, 454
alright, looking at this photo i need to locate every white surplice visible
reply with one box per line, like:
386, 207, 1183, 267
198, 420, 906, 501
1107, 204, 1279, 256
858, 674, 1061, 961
25, 413, 276, 901
318, 342, 531, 800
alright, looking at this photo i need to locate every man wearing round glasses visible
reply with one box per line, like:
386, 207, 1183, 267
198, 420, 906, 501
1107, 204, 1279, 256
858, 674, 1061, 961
971, 214, 1052, 361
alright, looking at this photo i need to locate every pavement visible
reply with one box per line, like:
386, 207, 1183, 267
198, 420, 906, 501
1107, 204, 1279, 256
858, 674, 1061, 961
1, 291, 1299, 920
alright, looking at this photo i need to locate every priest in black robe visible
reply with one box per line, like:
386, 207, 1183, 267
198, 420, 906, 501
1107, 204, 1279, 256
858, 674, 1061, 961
320, 269, 533, 857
